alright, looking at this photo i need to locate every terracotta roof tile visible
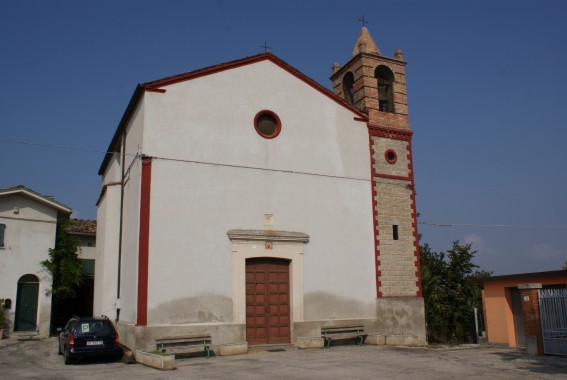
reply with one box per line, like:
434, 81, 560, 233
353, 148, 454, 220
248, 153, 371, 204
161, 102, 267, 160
68, 218, 97, 234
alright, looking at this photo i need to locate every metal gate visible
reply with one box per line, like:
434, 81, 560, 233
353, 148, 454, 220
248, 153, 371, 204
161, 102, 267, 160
538, 288, 567, 355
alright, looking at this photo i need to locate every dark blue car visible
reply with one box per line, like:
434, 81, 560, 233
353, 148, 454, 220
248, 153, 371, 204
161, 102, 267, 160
58, 316, 121, 365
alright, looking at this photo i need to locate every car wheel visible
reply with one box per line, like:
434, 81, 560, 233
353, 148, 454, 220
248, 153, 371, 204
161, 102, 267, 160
58, 343, 62, 355
64, 349, 72, 365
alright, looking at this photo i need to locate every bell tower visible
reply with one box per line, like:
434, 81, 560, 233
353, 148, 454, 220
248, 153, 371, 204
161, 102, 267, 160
331, 27, 409, 129
331, 28, 422, 306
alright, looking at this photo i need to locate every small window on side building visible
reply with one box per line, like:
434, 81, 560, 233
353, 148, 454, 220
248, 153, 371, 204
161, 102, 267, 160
81, 259, 95, 276
393, 225, 399, 240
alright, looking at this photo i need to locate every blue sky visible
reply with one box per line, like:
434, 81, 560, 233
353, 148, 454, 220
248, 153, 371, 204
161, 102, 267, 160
1, 0, 566, 275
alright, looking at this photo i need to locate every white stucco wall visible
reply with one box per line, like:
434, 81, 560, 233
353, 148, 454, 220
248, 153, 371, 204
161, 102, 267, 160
94, 151, 123, 318
94, 185, 121, 318
102, 154, 122, 185
143, 60, 369, 180
95, 98, 145, 323
76, 235, 96, 260
119, 156, 142, 324
119, 98, 145, 324
139, 60, 376, 324
0, 194, 59, 337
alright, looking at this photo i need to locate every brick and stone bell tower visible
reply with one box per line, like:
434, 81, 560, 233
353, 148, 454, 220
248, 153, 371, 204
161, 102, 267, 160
331, 28, 424, 340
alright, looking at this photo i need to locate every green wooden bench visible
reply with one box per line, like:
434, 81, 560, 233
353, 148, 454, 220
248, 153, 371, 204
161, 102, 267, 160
321, 325, 367, 348
156, 334, 212, 358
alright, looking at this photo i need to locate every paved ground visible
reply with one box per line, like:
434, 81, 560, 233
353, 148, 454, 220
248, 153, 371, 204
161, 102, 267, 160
1, 337, 566, 379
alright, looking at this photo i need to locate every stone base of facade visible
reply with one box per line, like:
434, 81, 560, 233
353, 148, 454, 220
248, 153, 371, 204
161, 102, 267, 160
117, 298, 426, 353
135, 350, 175, 370
365, 333, 386, 345
116, 322, 245, 353
292, 318, 376, 338
375, 297, 427, 346
386, 334, 418, 345
365, 333, 419, 346
217, 342, 248, 356
295, 336, 325, 349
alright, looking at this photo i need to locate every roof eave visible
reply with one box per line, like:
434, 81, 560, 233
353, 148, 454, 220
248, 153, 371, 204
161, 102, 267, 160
144, 53, 368, 120
98, 84, 145, 176
0, 186, 72, 214
481, 269, 567, 283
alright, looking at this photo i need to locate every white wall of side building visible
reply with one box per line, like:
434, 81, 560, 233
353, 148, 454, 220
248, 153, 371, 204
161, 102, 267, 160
0, 194, 61, 337
76, 236, 96, 260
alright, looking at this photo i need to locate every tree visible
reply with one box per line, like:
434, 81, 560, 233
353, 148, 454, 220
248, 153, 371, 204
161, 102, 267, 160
563, 261, 567, 270
420, 240, 490, 343
41, 219, 82, 299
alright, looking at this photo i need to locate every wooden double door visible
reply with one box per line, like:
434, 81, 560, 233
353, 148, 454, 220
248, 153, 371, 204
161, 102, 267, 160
245, 258, 291, 345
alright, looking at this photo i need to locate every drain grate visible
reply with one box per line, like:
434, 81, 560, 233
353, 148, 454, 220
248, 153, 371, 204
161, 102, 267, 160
267, 348, 286, 352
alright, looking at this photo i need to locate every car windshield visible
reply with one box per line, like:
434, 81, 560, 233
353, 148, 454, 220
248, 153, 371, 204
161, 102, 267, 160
75, 321, 113, 335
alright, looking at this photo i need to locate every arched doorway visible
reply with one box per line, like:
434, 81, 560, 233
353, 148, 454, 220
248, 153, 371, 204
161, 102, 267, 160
245, 258, 290, 345
14, 274, 40, 331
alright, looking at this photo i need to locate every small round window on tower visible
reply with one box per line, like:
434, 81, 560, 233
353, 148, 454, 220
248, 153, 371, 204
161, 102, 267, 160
385, 149, 397, 164
254, 110, 281, 139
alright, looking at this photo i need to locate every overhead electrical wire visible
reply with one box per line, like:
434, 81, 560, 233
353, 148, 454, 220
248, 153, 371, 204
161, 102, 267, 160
1, 137, 565, 198
0, 138, 137, 157
417, 184, 561, 198
418, 221, 567, 229
3, 138, 566, 230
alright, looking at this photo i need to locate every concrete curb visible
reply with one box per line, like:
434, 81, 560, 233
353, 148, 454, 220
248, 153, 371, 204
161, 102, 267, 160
217, 342, 248, 356
135, 350, 175, 370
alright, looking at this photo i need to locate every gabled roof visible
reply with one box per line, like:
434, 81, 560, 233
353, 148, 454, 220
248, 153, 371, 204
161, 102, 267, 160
99, 52, 368, 175
0, 185, 72, 214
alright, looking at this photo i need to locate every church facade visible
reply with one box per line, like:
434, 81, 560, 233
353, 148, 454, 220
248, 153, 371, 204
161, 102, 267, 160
95, 27, 426, 351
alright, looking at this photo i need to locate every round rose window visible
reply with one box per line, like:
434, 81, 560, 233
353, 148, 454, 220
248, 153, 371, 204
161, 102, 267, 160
254, 110, 281, 139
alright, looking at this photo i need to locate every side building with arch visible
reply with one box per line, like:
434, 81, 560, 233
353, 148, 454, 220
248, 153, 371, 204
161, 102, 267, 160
0, 185, 71, 338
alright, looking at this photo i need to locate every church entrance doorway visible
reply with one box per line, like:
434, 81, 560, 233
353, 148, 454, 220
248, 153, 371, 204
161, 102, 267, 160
245, 258, 291, 345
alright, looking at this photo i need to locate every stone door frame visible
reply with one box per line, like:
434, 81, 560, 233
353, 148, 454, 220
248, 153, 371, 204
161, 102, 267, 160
228, 230, 308, 334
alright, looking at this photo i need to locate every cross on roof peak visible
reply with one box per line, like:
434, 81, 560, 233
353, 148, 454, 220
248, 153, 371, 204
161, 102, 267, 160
260, 42, 272, 53
358, 16, 368, 28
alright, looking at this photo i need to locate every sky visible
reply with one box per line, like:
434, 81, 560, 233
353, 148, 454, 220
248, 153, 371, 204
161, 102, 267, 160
1, 0, 566, 276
